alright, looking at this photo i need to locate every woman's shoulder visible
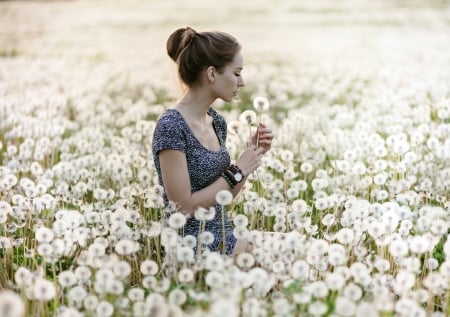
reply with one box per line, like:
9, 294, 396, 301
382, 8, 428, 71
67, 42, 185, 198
156, 108, 183, 126
208, 107, 226, 124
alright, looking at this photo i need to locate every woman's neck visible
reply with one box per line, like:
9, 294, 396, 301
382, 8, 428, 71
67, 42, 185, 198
175, 89, 215, 121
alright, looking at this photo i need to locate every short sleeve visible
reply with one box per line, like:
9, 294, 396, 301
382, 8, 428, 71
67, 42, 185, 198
152, 113, 186, 155
209, 108, 227, 144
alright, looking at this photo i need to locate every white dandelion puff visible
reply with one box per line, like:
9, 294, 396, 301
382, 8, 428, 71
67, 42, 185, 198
253, 96, 270, 112
0, 289, 25, 317
114, 239, 139, 255
168, 212, 187, 229
216, 190, 233, 206
239, 110, 258, 125
35, 227, 54, 243
140, 260, 159, 276
33, 279, 57, 301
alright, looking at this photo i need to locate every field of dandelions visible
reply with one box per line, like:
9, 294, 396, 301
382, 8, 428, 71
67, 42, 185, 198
1, 0, 450, 316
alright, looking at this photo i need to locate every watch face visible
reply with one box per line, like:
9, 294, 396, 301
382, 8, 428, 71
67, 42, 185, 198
234, 172, 243, 182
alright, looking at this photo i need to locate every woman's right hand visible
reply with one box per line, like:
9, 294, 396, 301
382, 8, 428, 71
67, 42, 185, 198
235, 144, 265, 176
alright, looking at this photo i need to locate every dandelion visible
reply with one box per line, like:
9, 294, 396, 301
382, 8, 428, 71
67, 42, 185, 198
355, 302, 378, 317
67, 285, 87, 305
37, 243, 53, 257
239, 110, 257, 125
409, 235, 429, 254
325, 272, 346, 291
128, 288, 145, 302
205, 252, 224, 271
33, 279, 57, 301
74, 266, 91, 283
35, 226, 55, 243
168, 212, 187, 229
58, 270, 77, 288
336, 228, 355, 244
176, 268, 193, 284
14, 267, 31, 287
96, 300, 114, 317
335, 296, 356, 317
113, 260, 132, 279
389, 239, 409, 257
205, 271, 224, 289
343, 282, 363, 301
308, 301, 328, 316
140, 259, 159, 276
168, 289, 187, 306
199, 231, 215, 246
216, 190, 233, 206
253, 96, 270, 112
83, 294, 98, 311
177, 246, 195, 263
0, 289, 25, 317
235, 252, 255, 269
114, 239, 139, 255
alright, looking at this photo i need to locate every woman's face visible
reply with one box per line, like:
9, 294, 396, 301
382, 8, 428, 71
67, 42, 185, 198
213, 52, 245, 102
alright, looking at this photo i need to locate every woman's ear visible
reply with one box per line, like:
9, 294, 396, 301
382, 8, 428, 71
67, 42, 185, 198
206, 66, 216, 83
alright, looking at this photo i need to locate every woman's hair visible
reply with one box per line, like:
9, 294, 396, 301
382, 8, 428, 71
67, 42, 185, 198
166, 27, 241, 87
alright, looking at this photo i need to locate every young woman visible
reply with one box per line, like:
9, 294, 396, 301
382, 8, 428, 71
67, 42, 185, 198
152, 26, 274, 255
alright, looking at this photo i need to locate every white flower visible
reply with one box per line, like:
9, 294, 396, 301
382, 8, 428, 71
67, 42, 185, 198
325, 272, 346, 291
336, 228, 355, 244
168, 289, 187, 306
182, 235, 197, 249
33, 279, 57, 301
96, 300, 114, 317
291, 260, 310, 280
35, 227, 55, 243
239, 110, 257, 125
14, 267, 31, 287
0, 289, 25, 317
112, 260, 132, 279
389, 239, 409, 257
177, 246, 195, 263
128, 288, 145, 302
216, 190, 233, 206
168, 212, 187, 229
67, 285, 87, 304
205, 271, 224, 289
204, 252, 224, 271
236, 252, 255, 269
308, 301, 328, 316
140, 260, 159, 276
114, 239, 139, 255
335, 296, 356, 316
343, 283, 362, 301
83, 294, 98, 311
58, 270, 77, 288
199, 231, 215, 245
253, 96, 270, 112
177, 268, 194, 283
355, 302, 378, 317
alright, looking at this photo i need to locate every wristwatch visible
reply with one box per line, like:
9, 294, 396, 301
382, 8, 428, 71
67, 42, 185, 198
222, 164, 244, 188
229, 165, 244, 182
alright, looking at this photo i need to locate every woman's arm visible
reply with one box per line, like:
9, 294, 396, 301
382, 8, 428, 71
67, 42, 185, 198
159, 145, 264, 216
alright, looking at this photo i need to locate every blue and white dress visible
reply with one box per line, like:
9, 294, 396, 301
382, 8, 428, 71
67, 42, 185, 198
152, 107, 237, 255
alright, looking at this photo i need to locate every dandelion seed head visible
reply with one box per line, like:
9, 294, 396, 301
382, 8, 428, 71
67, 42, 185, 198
168, 212, 187, 229
253, 96, 270, 112
0, 289, 25, 317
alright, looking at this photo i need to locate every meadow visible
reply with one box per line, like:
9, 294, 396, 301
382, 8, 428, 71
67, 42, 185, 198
1, 0, 450, 316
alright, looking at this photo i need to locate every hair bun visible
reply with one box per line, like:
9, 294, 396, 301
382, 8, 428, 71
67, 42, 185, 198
167, 26, 198, 62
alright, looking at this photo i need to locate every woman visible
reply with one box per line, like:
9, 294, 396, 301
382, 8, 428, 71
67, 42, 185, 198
152, 26, 274, 255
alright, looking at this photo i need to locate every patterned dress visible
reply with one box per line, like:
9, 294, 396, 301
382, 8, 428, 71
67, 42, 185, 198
152, 108, 237, 255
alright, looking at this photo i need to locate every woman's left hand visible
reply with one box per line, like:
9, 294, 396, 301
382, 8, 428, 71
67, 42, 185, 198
251, 123, 274, 154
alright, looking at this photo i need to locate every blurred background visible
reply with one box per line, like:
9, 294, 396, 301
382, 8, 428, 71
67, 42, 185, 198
1, 0, 450, 92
